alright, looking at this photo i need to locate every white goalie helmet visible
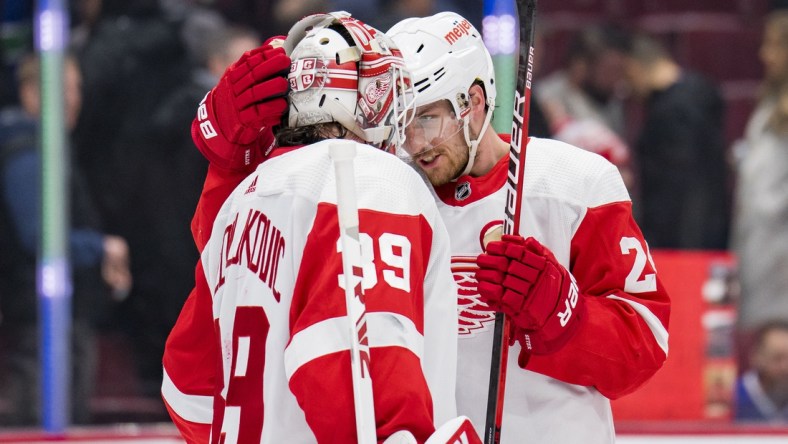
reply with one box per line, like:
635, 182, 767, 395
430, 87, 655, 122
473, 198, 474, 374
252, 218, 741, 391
387, 12, 496, 175
283, 11, 415, 152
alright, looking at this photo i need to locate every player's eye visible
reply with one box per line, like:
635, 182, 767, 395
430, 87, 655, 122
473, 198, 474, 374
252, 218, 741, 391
416, 115, 439, 126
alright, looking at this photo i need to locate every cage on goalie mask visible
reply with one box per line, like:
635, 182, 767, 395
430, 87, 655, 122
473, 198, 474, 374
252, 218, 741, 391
388, 12, 496, 173
284, 11, 415, 152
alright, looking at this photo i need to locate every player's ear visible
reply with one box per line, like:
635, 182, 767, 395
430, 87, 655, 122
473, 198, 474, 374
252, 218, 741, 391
469, 84, 486, 111
467, 83, 488, 129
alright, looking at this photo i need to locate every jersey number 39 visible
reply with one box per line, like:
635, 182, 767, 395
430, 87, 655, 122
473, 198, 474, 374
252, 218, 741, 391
336, 232, 412, 293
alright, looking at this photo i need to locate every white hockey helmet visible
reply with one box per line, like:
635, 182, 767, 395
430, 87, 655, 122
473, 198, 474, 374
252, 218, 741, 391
388, 12, 496, 176
283, 11, 414, 152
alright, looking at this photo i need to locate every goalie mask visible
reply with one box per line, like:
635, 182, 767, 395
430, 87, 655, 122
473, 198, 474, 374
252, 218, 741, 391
387, 12, 496, 176
284, 11, 415, 152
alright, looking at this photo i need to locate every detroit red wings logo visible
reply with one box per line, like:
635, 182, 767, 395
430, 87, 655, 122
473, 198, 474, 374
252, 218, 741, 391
453, 256, 495, 336
358, 73, 394, 125
364, 74, 392, 105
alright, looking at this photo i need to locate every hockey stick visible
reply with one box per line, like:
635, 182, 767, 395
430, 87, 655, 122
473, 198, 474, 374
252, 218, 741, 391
484, 1, 538, 443
330, 141, 377, 444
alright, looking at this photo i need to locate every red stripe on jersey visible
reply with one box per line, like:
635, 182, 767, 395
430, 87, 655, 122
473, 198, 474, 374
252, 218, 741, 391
163, 401, 212, 444
163, 262, 219, 441
285, 202, 436, 440
433, 136, 512, 207
288, 346, 435, 443
163, 265, 218, 396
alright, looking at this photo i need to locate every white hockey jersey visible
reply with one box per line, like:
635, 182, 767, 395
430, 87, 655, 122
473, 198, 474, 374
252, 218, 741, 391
163, 140, 458, 443
434, 137, 670, 443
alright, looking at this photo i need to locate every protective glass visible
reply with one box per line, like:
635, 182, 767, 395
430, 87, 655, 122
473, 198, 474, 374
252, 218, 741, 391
401, 102, 464, 157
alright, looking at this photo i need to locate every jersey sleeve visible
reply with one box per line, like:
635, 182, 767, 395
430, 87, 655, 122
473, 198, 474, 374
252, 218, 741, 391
526, 164, 670, 400
161, 261, 217, 442
165, 150, 266, 441
284, 204, 448, 443
163, 149, 245, 441
191, 164, 249, 252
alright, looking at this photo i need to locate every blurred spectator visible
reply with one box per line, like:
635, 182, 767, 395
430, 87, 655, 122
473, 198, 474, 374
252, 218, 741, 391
177, 5, 228, 66
0, 1, 33, 108
374, 0, 467, 33
0, 53, 131, 425
536, 24, 630, 139
69, 0, 103, 52
213, 0, 484, 37
527, 95, 553, 139
159, 22, 261, 138
274, 0, 328, 34
71, 0, 192, 395
735, 320, 788, 422
72, 0, 187, 230
213, 0, 310, 36
137, 22, 262, 386
732, 10, 788, 335
520, 26, 552, 139
194, 0, 484, 43
621, 32, 730, 250
534, 24, 633, 189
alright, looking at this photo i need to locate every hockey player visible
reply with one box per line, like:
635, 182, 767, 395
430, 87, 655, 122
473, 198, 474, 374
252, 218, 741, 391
387, 12, 670, 442
161, 12, 464, 443
165, 10, 670, 444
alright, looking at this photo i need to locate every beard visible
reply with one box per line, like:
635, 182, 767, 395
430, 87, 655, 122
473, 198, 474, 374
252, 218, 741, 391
419, 143, 469, 187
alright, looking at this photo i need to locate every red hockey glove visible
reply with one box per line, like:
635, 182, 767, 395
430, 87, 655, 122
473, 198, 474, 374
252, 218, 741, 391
475, 235, 586, 354
192, 40, 290, 172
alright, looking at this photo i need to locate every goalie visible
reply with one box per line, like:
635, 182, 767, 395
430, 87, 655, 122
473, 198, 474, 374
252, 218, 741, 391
162, 12, 475, 443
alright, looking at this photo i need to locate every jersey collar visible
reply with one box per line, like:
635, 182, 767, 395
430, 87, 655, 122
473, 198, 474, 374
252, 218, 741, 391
433, 134, 511, 207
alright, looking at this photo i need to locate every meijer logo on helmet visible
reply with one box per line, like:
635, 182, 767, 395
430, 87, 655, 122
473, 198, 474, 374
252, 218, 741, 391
444, 19, 473, 45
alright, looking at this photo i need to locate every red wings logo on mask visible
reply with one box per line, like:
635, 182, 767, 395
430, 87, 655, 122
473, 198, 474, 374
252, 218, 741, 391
358, 72, 394, 125
452, 256, 495, 336
364, 74, 392, 105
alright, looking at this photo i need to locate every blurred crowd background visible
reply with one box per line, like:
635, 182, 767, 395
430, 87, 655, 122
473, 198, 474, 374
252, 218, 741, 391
1, 0, 788, 428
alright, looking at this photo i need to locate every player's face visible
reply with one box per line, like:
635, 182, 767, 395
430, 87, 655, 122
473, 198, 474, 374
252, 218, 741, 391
402, 100, 467, 186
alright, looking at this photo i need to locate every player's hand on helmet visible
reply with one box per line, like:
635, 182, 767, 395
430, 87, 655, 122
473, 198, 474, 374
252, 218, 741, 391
192, 36, 290, 172
475, 235, 586, 354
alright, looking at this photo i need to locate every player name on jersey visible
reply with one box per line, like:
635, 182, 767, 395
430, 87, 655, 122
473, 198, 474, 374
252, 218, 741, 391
216, 207, 285, 301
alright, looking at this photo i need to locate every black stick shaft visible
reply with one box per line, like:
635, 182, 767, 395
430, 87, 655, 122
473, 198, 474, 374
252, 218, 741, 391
484, 1, 538, 443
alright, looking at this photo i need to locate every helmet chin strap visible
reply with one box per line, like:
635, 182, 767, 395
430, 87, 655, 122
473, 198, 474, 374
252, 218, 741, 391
457, 106, 493, 178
